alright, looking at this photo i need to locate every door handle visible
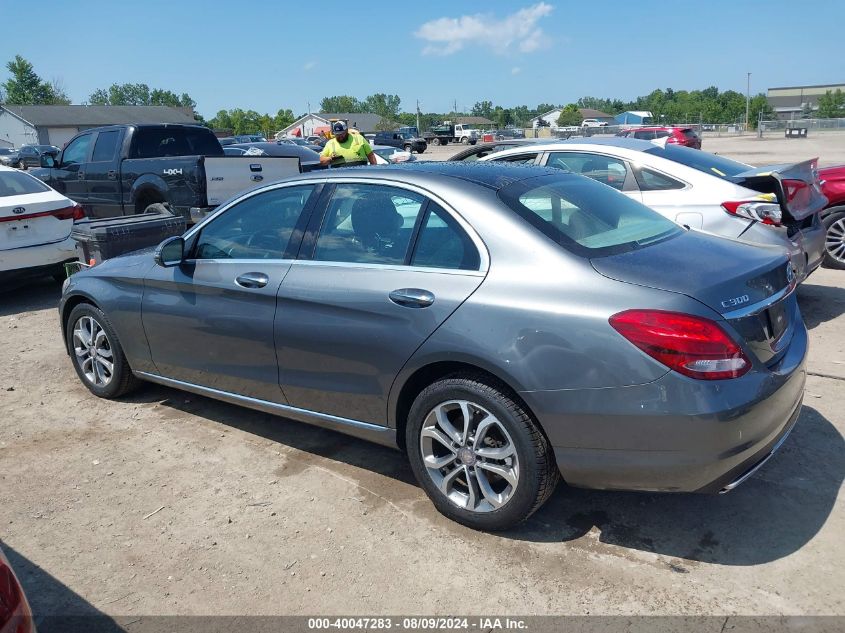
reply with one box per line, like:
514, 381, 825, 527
389, 288, 435, 308
77, 171, 85, 180
107, 170, 117, 180
235, 272, 269, 289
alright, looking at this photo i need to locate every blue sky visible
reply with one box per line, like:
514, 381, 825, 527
1, 0, 843, 118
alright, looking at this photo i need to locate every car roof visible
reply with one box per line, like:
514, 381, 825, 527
351, 161, 564, 190
483, 137, 660, 153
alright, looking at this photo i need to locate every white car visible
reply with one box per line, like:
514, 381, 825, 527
371, 145, 415, 165
0, 165, 82, 281
581, 119, 608, 128
479, 138, 827, 282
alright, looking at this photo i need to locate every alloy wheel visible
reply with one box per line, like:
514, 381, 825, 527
826, 217, 845, 266
72, 316, 114, 387
420, 400, 519, 513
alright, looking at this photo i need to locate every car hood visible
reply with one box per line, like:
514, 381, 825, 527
591, 231, 792, 316
730, 158, 828, 221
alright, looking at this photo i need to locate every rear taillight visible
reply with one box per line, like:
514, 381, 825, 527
53, 204, 85, 221
722, 200, 782, 226
609, 310, 751, 380
0, 560, 33, 633
666, 136, 680, 144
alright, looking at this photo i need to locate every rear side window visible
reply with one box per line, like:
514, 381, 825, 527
92, 130, 120, 162
633, 130, 656, 140
411, 203, 480, 270
498, 174, 681, 257
0, 171, 51, 197
635, 168, 686, 191
131, 128, 223, 158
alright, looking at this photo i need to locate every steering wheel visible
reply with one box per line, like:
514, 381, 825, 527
245, 230, 283, 258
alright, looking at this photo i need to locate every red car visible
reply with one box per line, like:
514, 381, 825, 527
0, 546, 35, 633
617, 126, 702, 149
819, 164, 845, 268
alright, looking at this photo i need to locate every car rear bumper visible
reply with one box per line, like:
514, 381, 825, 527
522, 318, 808, 493
0, 235, 76, 274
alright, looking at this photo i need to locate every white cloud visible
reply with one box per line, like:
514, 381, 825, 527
415, 3, 553, 56
303, 61, 317, 71
511, 67, 522, 75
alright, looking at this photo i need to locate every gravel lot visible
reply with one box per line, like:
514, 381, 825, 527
1, 138, 844, 627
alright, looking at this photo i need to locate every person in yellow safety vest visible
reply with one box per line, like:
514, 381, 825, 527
319, 120, 377, 166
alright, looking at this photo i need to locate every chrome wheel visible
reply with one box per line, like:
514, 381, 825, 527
72, 316, 114, 387
826, 217, 845, 265
420, 400, 519, 513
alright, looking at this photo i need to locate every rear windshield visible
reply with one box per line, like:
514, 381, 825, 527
681, 129, 699, 140
498, 174, 682, 257
0, 171, 51, 197
131, 128, 224, 159
644, 144, 748, 180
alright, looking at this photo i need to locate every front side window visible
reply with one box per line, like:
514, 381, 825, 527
61, 134, 92, 166
498, 173, 681, 257
546, 152, 629, 191
313, 184, 425, 265
193, 185, 316, 260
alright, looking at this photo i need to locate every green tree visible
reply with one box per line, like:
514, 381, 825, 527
208, 110, 233, 131
471, 100, 494, 118
88, 83, 197, 109
273, 108, 295, 131
319, 95, 364, 113
364, 93, 401, 119
2, 55, 61, 104
556, 104, 582, 127
817, 89, 845, 118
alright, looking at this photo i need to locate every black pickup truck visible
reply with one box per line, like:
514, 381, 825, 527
32, 124, 300, 223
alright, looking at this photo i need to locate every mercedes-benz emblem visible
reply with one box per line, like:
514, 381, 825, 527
786, 263, 796, 285
12, 206, 25, 214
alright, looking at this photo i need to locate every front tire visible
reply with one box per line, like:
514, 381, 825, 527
67, 303, 139, 398
406, 376, 559, 531
431, 137, 441, 146
822, 209, 845, 270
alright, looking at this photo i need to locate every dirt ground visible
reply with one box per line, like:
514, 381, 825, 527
1, 141, 844, 628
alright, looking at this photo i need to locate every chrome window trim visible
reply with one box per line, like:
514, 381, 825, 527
291, 259, 486, 277
723, 279, 797, 320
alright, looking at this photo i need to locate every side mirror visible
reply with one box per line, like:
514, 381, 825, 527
41, 154, 56, 168
154, 236, 184, 267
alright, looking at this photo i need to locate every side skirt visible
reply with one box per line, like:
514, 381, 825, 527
134, 371, 400, 449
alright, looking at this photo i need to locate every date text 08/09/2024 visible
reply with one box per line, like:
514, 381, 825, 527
307, 617, 528, 630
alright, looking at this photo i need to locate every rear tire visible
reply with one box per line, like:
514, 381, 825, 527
142, 202, 173, 216
404, 144, 412, 152
406, 375, 559, 531
431, 137, 441, 146
66, 303, 140, 399
822, 209, 845, 270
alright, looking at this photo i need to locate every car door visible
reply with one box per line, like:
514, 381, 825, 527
49, 133, 93, 206
85, 129, 124, 218
275, 181, 486, 426
20, 146, 40, 168
540, 151, 641, 202
141, 183, 320, 401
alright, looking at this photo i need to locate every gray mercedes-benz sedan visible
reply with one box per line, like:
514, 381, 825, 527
59, 163, 806, 531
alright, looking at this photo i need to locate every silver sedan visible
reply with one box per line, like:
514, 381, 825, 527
59, 163, 806, 530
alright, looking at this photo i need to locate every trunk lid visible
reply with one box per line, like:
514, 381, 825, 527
0, 190, 75, 250
592, 231, 796, 365
731, 158, 828, 221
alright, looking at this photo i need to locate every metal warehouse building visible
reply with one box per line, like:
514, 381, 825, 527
0, 105, 198, 149
767, 83, 845, 119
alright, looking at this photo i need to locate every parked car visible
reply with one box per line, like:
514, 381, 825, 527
447, 139, 550, 162
30, 124, 299, 224
371, 145, 415, 164
60, 162, 805, 531
493, 128, 526, 140
305, 135, 327, 148
229, 141, 324, 173
618, 126, 702, 149
280, 137, 323, 152
581, 119, 609, 128
0, 147, 17, 166
373, 131, 427, 154
6, 144, 61, 170
0, 544, 35, 633
223, 146, 248, 156
479, 138, 827, 283
0, 165, 83, 282
818, 164, 845, 268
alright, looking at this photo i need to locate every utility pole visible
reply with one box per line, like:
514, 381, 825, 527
416, 99, 421, 134
745, 72, 751, 132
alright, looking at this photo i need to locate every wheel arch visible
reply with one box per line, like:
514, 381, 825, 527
130, 177, 168, 213
390, 358, 540, 453
60, 292, 102, 353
